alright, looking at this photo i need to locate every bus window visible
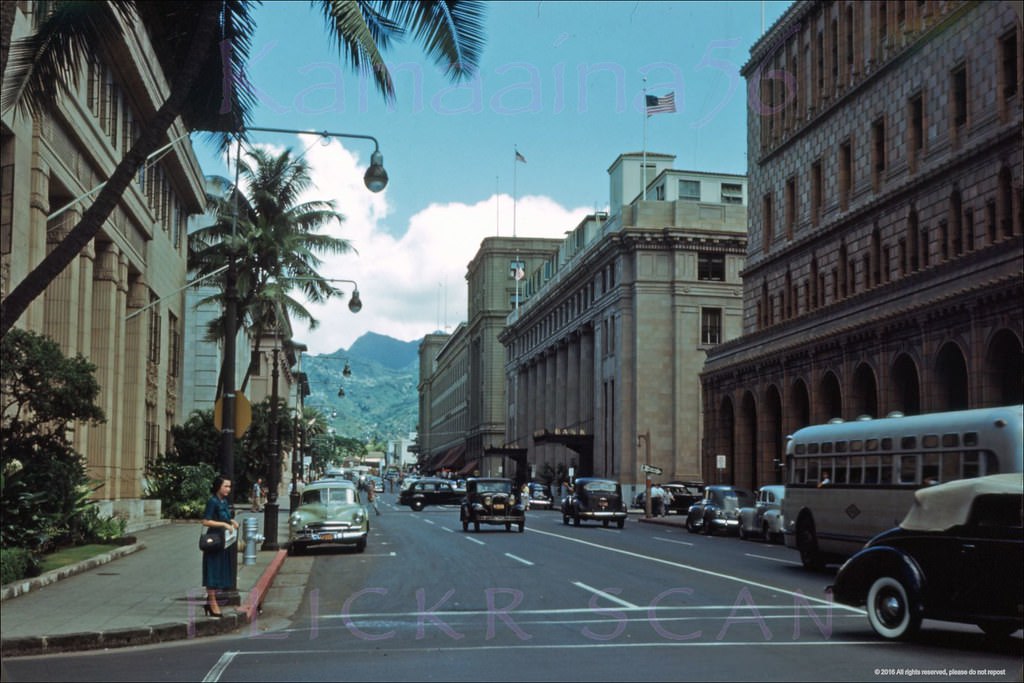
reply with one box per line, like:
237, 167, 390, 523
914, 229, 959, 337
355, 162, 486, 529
850, 440, 863, 452
880, 455, 893, 484
942, 453, 960, 482
900, 436, 916, 450
962, 452, 981, 478
836, 441, 848, 453
808, 443, 819, 454
922, 452, 941, 484
866, 438, 880, 451
963, 432, 979, 447
795, 443, 806, 455
942, 433, 959, 448
899, 455, 919, 484
864, 455, 880, 484
849, 456, 864, 484
833, 460, 847, 484
879, 437, 891, 450
822, 442, 833, 454
790, 459, 806, 484
808, 460, 820, 483
922, 434, 939, 448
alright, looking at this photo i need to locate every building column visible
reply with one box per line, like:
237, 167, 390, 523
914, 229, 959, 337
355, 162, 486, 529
88, 243, 124, 497
122, 275, 149, 500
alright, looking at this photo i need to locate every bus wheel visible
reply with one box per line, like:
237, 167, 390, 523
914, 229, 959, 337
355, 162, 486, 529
866, 576, 921, 640
796, 517, 824, 570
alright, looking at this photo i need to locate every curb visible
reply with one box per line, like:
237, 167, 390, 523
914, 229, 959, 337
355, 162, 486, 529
0, 542, 146, 602
0, 551, 287, 658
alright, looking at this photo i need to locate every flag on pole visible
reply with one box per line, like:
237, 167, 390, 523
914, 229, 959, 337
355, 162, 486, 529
515, 150, 527, 163
645, 92, 676, 116
515, 266, 525, 281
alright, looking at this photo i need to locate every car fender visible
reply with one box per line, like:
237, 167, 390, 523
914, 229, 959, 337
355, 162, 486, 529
830, 546, 925, 611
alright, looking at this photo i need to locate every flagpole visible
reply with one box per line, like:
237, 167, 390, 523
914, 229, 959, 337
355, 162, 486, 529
496, 175, 500, 236
642, 79, 648, 201
513, 147, 518, 238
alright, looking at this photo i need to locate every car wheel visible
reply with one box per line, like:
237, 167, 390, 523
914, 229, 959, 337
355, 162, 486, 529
518, 521, 525, 532
355, 538, 367, 553
738, 524, 748, 540
702, 516, 713, 535
411, 499, 424, 512
978, 621, 1018, 639
289, 542, 304, 556
762, 522, 772, 542
617, 519, 625, 529
686, 516, 698, 533
506, 522, 512, 531
866, 576, 921, 640
602, 520, 609, 528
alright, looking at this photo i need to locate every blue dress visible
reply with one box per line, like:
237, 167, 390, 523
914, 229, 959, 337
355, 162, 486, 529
202, 496, 234, 589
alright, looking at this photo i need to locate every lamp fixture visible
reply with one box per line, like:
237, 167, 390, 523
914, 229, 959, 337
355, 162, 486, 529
348, 288, 363, 313
343, 362, 352, 377
337, 387, 346, 397
245, 126, 388, 193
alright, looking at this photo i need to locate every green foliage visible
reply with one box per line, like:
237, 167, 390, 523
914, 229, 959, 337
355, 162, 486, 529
144, 457, 217, 519
0, 547, 38, 585
169, 410, 221, 467
0, 329, 105, 549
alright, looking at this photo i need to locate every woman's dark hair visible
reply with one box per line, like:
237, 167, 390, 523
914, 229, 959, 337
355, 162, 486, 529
211, 474, 230, 495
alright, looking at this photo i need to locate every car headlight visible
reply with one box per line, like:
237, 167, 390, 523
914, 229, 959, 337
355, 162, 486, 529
353, 510, 366, 524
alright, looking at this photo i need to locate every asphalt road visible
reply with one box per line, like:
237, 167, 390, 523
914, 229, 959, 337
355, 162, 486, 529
4, 497, 1021, 682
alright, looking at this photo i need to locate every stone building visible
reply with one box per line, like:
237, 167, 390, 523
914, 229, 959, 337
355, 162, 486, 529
1, 3, 206, 523
500, 154, 748, 498
701, 0, 1023, 490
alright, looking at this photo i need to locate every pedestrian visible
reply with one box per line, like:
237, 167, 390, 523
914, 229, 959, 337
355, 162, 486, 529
202, 474, 239, 618
650, 483, 666, 517
366, 483, 380, 516
521, 482, 530, 510
251, 477, 263, 512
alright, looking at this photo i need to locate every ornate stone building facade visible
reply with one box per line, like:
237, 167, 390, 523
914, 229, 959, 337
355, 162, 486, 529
1, 3, 206, 522
500, 154, 747, 499
701, 0, 1023, 491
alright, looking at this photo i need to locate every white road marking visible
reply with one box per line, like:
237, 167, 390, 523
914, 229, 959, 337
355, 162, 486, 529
653, 536, 694, 547
572, 581, 639, 609
465, 536, 486, 546
743, 552, 802, 565
202, 651, 238, 682
505, 553, 534, 566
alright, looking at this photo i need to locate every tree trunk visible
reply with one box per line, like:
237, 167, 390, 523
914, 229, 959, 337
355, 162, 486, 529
0, 1, 222, 338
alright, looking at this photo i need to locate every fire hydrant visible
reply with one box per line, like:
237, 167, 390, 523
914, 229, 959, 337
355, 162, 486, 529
243, 517, 264, 566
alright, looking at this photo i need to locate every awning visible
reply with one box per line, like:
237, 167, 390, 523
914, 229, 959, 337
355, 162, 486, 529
429, 443, 466, 472
457, 459, 480, 476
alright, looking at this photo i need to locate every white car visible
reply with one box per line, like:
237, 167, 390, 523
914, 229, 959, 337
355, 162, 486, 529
738, 485, 785, 543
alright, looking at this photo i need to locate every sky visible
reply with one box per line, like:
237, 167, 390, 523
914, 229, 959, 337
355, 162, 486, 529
193, 0, 792, 356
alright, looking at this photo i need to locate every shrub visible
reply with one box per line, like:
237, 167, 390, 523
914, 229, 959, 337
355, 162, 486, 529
145, 457, 216, 519
0, 547, 39, 585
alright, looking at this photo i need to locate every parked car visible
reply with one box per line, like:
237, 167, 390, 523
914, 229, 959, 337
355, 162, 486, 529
686, 485, 755, 535
527, 482, 554, 510
561, 478, 628, 528
738, 485, 786, 542
460, 478, 526, 532
288, 479, 369, 554
398, 477, 466, 511
829, 473, 1022, 640
634, 481, 705, 515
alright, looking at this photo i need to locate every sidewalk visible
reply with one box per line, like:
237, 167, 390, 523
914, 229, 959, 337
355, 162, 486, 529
0, 510, 301, 658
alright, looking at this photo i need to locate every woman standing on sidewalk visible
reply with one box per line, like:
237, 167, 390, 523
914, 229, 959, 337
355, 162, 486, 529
201, 475, 239, 617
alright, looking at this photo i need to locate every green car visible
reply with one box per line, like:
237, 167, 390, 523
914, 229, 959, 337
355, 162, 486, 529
288, 479, 369, 554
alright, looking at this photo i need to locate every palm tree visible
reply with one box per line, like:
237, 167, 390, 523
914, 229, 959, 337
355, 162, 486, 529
0, 0, 486, 337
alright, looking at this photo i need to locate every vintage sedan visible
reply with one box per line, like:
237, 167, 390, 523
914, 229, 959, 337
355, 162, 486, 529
686, 485, 756, 535
562, 478, 628, 528
288, 479, 368, 554
829, 473, 1022, 640
398, 477, 465, 511
460, 478, 526, 532
738, 484, 786, 542
527, 482, 554, 510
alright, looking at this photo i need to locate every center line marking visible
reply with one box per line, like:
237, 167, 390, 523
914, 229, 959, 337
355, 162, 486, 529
506, 553, 534, 566
572, 581, 639, 609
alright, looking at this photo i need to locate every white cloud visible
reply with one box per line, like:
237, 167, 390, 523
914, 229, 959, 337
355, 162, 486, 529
291, 137, 591, 355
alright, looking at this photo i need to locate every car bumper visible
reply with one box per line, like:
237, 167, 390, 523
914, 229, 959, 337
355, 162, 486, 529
709, 518, 739, 530
290, 528, 367, 545
578, 510, 627, 520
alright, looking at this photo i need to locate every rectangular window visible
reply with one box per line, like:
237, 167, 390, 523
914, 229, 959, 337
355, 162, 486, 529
785, 177, 796, 239
871, 117, 885, 188
951, 63, 968, 128
839, 139, 852, 211
909, 93, 924, 168
168, 313, 180, 378
679, 179, 700, 200
721, 183, 743, 204
1001, 31, 1019, 103
811, 160, 823, 226
147, 294, 161, 364
697, 253, 725, 281
701, 308, 722, 345
762, 192, 774, 250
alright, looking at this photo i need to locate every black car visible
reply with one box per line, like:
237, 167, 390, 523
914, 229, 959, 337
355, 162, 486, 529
686, 485, 755, 535
635, 481, 705, 515
398, 477, 465, 511
527, 482, 554, 510
561, 478, 628, 528
460, 478, 525, 532
829, 473, 1022, 640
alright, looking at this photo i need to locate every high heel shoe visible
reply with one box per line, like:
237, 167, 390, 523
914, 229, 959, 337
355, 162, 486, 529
202, 603, 223, 618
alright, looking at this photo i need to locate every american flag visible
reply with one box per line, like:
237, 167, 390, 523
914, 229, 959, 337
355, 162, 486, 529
645, 92, 676, 116
515, 150, 527, 163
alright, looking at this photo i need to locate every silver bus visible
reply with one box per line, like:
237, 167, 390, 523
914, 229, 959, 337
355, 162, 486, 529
781, 405, 1023, 569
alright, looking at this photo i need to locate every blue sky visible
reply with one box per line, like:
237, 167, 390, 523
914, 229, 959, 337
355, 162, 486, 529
195, 0, 791, 355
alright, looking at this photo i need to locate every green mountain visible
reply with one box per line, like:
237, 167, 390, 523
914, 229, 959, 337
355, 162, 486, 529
303, 333, 420, 445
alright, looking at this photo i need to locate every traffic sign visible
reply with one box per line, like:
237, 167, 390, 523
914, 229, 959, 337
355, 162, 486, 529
213, 393, 253, 435
641, 464, 663, 475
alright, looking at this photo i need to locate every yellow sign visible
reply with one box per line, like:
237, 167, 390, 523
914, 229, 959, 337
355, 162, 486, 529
213, 394, 253, 436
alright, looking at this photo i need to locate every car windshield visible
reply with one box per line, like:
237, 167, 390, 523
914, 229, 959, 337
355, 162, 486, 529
302, 487, 355, 505
476, 481, 512, 494
582, 481, 617, 493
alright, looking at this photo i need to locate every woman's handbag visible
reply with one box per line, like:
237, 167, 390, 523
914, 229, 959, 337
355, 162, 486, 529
199, 528, 225, 553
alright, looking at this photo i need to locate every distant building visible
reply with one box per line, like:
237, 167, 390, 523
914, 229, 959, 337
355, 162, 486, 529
701, 0, 1023, 490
